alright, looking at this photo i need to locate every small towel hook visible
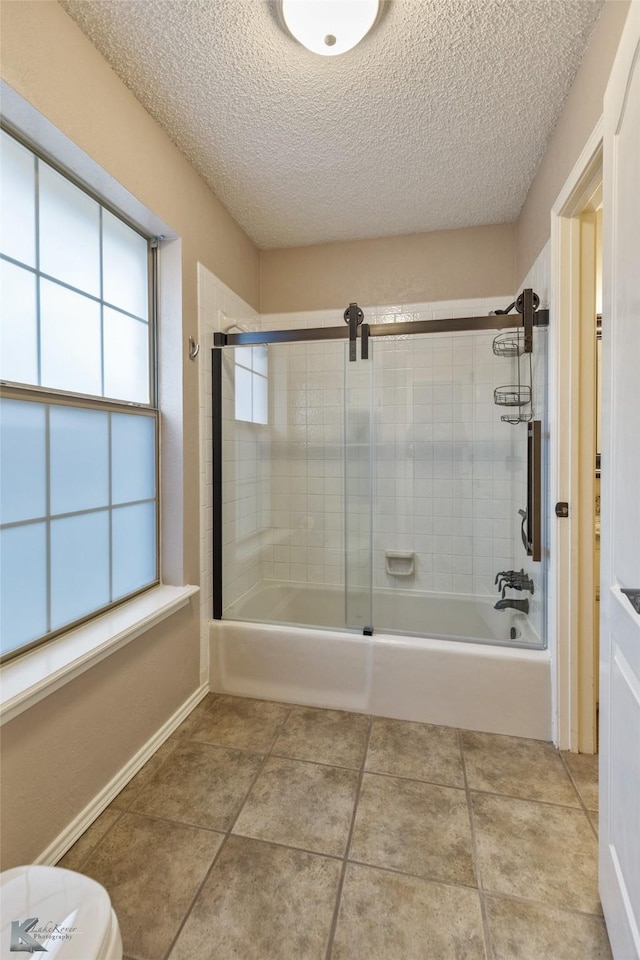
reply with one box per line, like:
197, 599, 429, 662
188, 336, 200, 361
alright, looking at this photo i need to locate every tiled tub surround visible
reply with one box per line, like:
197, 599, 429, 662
253, 337, 348, 591
372, 330, 524, 602
199, 279, 547, 643
59, 694, 608, 960
198, 282, 551, 737
220, 351, 268, 606
258, 298, 543, 625
199, 280, 548, 641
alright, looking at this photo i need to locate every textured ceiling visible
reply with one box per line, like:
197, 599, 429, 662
60, 0, 604, 249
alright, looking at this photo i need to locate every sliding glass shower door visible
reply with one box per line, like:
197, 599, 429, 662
344, 347, 373, 631
218, 336, 372, 634
214, 293, 547, 649
369, 327, 545, 647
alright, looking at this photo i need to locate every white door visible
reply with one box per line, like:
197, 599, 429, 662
599, 3, 640, 958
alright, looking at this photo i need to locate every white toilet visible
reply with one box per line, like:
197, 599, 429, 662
0, 865, 122, 960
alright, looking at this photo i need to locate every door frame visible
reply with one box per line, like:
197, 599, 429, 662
550, 119, 603, 752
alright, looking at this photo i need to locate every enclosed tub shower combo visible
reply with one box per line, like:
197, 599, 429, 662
209, 291, 552, 739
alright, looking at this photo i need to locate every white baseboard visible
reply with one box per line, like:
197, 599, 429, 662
36, 682, 209, 866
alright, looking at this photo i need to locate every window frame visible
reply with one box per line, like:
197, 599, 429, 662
0, 126, 160, 664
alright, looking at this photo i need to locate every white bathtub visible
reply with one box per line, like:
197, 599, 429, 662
211, 581, 551, 740
223, 580, 541, 648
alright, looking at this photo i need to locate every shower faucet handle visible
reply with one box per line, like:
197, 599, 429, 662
495, 569, 518, 590
495, 570, 514, 585
495, 569, 535, 595
512, 569, 535, 594
502, 581, 526, 598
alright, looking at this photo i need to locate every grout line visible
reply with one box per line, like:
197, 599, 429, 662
361, 766, 467, 791
481, 889, 606, 921
174, 734, 265, 758
324, 716, 372, 960
162, 703, 293, 960
175, 691, 220, 726
59, 808, 127, 872
345, 857, 481, 892
234, 750, 591, 808
124, 949, 152, 960
459, 729, 495, 960
466, 785, 585, 812
105, 807, 230, 839
68, 813, 226, 960
270, 750, 365, 773
161, 831, 230, 960
109, 738, 182, 813
223, 704, 294, 837
557, 752, 599, 841
229, 834, 345, 864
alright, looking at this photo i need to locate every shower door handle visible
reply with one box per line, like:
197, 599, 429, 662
518, 509, 528, 552
526, 420, 542, 562
361, 323, 370, 360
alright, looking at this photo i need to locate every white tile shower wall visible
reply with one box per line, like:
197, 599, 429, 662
198, 277, 547, 639
512, 242, 551, 643
197, 265, 260, 657
260, 298, 523, 602
379, 305, 526, 601
371, 327, 526, 600
258, 315, 347, 589
221, 354, 267, 604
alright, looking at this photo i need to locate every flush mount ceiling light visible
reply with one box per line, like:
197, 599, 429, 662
280, 0, 380, 57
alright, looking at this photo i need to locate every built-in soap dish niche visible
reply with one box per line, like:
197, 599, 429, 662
385, 552, 415, 577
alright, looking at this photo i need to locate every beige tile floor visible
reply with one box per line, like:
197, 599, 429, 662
58, 695, 608, 960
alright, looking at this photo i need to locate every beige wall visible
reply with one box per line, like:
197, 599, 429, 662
0, 602, 199, 870
0, 1, 259, 866
260, 223, 516, 314
0, 0, 261, 586
0, 2, 260, 311
260, 1, 631, 313
0, 0, 630, 868
516, 0, 630, 283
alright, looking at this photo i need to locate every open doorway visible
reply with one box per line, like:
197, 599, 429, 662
575, 195, 603, 754
552, 142, 603, 755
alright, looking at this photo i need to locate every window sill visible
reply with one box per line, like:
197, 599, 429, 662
0, 584, 199, 726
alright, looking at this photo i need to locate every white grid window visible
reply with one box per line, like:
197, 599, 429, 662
0, 129, 158, 661
234, 345, 268, 424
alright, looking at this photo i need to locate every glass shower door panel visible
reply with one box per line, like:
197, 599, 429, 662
371, 333, 468, 633
344, 346, 373, 630
525, 324, 548, 644
221, 338, 357, 632
371, 329, 543, 648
